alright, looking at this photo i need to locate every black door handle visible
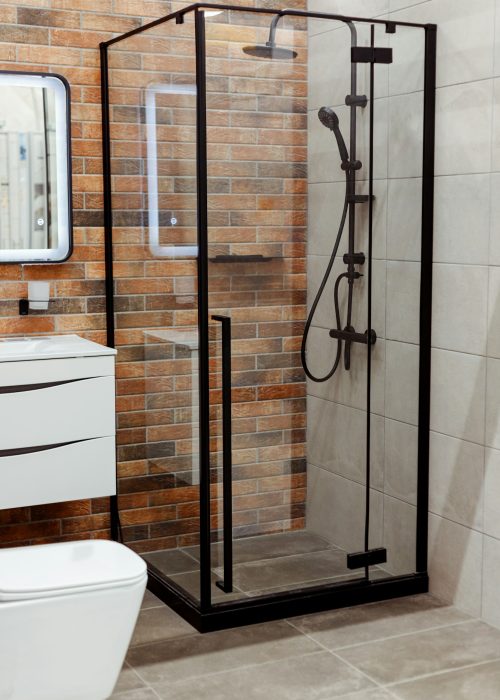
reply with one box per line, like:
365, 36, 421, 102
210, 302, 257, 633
212, 314, 233, 593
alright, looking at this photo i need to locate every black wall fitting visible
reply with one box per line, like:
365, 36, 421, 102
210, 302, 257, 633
351, 46, 393, 63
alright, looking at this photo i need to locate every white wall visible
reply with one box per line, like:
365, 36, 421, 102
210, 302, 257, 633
307, 0, 500, 625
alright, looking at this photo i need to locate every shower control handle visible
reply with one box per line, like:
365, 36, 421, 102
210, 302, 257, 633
329, 327, 377, 346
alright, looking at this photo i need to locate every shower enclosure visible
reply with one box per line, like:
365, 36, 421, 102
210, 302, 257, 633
100, 4, 436, 631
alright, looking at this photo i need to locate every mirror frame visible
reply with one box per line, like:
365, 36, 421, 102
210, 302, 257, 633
0, 70, 73, 264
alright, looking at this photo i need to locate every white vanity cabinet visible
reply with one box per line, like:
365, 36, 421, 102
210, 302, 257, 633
0, 335, 117, 509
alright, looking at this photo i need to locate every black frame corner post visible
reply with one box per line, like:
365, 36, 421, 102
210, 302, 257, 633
100, 42, 116, 352
416, 23, 436, 574
195, 8, 212, 613
100, 41, 121, 544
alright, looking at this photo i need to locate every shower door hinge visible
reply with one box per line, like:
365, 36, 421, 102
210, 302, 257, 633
351, 47, 393, 64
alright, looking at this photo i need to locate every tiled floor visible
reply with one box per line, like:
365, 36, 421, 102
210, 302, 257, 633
111, 592, 500, 699
143, 531, 375, 601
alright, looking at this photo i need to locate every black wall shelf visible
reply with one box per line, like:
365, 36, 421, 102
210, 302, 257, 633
209, 254, 275, 263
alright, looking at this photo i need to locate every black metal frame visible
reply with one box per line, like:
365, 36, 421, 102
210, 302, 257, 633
100, 4, 437, 632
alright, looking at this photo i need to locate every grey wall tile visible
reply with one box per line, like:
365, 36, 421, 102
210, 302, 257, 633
484, 447, 500, 539
429, 431, 484, 530
434, 174, 490, 265
435, 81, 493, 176
432, 264, 488, 355
482, 535, 500, 628
428, 513, 483, 617
430, 348, 486, 444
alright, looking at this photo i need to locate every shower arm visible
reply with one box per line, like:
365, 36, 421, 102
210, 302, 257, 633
265, 9, 291, 47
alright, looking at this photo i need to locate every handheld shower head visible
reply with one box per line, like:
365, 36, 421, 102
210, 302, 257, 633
318, 107, 349, 166
318, 106, 341, 131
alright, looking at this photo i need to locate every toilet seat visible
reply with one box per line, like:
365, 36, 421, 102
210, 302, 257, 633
0, 539, 147, 601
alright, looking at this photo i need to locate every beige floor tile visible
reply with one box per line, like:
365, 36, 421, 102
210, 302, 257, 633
167, 570, 247, 602
127, 620, 321, 684
290, 594, 469, 649
152, 651, 375, 699
183, 531, 332, 566
130, 605, 197, 647
391, 659, 500, 699
217, 549, 354, 594
112, 664, 146, 695
143, 550, 200, 577
337, 621, 500, 685
110, 689, 159, 700
140, 590, 164, 610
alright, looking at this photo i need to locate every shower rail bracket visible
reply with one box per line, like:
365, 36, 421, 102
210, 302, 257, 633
345, 94, 368, 108
329, 327, 377, 345
343, 252, 365, 266
351, 46, 393, 64
347, 194, 374, 204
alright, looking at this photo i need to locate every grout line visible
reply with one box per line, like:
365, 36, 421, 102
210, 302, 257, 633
286, 618, 386, 691
308, 251, 499, 269
330, 618, 477, 653
309, 170, 500, 182
427, 508, 485, 537
122, 661, 155, 694
129, 629, 200, 650
331, 649, 389, 692
307, 459, 400, 502
179, 546, 202, 564
386, 655, 500, 690
136, 649, 325, 688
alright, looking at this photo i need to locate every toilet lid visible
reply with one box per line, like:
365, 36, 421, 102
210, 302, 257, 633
0, 539, 147, 601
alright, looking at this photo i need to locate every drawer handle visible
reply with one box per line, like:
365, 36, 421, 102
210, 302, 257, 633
0, 438, 96, 458
0, 377, 100, 394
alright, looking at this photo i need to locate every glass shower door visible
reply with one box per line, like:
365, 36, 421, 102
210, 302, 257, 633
203, 10, 378, 604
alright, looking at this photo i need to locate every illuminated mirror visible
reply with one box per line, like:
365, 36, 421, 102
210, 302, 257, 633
0, 72, 72, 263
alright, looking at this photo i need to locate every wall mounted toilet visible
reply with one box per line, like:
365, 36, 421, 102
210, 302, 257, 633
0, 539, 147, 700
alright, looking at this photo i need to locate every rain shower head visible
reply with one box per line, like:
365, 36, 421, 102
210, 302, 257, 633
242, 43, 297, 59
318, 106, 349, 166
242, 11, 297, 60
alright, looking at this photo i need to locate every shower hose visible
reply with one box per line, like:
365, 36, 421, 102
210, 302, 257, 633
300, 173, 349, 383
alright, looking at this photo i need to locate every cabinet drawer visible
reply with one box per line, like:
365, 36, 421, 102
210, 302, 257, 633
0, 376, 115, 450
0, 436, 116, 510
0, 355, 114, 387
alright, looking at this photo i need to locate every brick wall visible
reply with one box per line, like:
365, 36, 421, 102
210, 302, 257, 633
108, 7, 308, 554
0, 0, 307, 550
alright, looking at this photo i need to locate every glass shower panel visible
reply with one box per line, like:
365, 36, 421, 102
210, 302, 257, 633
308, 17, 387, 579
370, 21, 426, 580
204, 10, 375, 602
106, 13, 203, 602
